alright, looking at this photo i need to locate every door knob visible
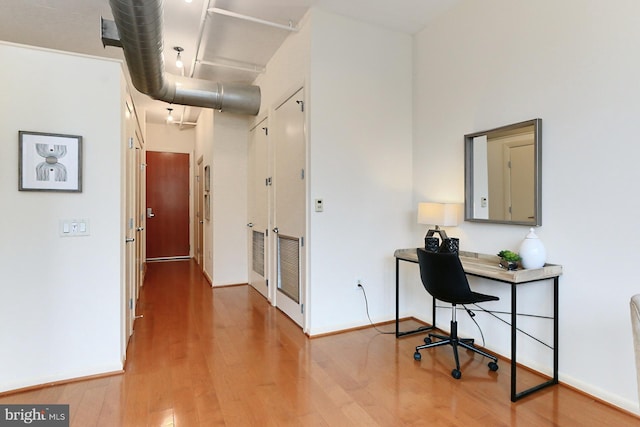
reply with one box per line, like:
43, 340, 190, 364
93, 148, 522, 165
247, 223, 254, 227
136, 227, 144, 232
125, 237, 135, 243
272, 227, 279, 233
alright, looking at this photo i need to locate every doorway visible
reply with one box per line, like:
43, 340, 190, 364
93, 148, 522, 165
145, 151, 190, 260
196, 156, 204, 269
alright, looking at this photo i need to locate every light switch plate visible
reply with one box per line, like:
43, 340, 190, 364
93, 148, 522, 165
59, 219, 90, 237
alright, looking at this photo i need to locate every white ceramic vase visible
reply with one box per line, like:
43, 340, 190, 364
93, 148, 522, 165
519, 228, 546, 269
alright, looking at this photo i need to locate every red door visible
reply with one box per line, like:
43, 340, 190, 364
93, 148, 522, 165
146, 151, 190, 260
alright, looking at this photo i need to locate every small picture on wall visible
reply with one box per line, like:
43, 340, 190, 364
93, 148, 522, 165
19, 131, 82, 192
204, 165, 210, 192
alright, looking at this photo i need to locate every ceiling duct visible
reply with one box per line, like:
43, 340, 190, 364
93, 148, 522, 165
107, 0, 261, 116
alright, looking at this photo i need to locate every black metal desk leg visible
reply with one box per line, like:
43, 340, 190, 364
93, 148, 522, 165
395, 257, 400, 337
511, 283, 517, 402
553, 277, 559, 384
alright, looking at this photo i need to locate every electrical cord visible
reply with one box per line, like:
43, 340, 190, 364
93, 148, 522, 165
462, 304, 486, 348
357, 283, 395, 335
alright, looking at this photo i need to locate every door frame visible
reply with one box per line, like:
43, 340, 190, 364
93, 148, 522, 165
269, 86, 308, 330
196, 156, 204, 269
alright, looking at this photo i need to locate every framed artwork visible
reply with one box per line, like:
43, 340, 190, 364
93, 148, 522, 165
19, 131, 83, 192
204, 165, 210, 192
204, 193, 210, 221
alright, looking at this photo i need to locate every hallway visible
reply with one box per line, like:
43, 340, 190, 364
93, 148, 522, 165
1, 260, 638, 426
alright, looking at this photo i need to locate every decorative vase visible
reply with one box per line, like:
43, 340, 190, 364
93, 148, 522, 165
519, 228, 546, 269
439, 237, 459, 255
424, 237, 439, 252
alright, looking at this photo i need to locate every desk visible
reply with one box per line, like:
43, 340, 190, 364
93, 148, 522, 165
394, 248, 563, 402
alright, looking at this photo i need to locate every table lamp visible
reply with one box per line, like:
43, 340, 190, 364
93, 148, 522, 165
417, 202, 460, 248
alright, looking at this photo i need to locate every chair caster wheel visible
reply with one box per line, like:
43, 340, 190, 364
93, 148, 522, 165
488, 361, 499, 371
451, 369, 462, 379
424, 337, 432, 344
414, 352, 422, 361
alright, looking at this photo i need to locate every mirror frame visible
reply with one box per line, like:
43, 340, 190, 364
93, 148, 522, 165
464, 118, 542, 226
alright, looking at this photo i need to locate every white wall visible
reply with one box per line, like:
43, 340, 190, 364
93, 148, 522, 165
195, 109, 214, 281
0, 43, 123, 391
307, 10, 414, 334
194, 109, 250, 286
253, 9, 414, 335
412, 0, 640, 413
146, 123, 195, 153
211, 112, 250, 286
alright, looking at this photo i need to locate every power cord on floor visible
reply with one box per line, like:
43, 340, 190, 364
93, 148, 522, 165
357, 283, 395, 335
462, 304, 486, 348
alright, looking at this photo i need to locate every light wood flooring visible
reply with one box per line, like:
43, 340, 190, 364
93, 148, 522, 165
1, 260, 639, 426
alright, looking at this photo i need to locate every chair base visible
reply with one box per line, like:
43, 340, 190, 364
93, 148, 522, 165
414, 320, 499, 379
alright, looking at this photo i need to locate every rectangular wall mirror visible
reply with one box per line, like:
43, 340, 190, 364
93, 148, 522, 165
464, 118, 542, 226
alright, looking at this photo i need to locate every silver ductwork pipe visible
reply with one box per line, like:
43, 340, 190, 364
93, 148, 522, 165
108, 0, 261, 116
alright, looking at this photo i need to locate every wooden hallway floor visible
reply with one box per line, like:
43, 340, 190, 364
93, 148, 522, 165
1, 260, 639, 426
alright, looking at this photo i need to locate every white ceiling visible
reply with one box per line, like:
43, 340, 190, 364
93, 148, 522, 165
0, 0, 460, 124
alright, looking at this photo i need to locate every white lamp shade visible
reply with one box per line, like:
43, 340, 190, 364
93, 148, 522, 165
417, 202, 460, 226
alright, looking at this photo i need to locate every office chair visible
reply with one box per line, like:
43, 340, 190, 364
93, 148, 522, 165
630, 295, 640, 403
413, 248, 499, 379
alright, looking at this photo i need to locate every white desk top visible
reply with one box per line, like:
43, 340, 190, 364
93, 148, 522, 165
394, 248, 562, 284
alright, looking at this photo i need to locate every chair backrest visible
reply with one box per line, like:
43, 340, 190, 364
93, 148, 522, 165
630, 294, 640, 404
417, 248, 475, 304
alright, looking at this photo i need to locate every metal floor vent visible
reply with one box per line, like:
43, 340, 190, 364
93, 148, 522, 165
277, 235, 300, 303
252, 230, 265, 277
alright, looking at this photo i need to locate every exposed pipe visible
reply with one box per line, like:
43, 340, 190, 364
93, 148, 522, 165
107, 0, 261, 116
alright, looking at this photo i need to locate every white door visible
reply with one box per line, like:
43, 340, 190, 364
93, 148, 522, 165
248, 119, 269, 300
134, 134, 145, 297
124, 135, 137, 341
272, 88, 306, 327
508, 144, 535, 222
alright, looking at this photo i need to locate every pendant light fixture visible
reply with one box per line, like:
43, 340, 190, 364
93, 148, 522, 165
174, 46, 184, 69
166, 107, 174, 123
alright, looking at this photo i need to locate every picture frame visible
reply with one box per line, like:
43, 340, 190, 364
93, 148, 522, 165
19, 131, 83, 192
204, 193, 210, 221
204, 165, 210, 192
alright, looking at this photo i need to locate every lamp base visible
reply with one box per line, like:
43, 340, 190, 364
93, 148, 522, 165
426, 226, 448, 241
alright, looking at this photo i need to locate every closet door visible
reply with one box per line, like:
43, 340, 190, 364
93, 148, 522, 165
272, 88, 306, 327
248, 119, 269, 300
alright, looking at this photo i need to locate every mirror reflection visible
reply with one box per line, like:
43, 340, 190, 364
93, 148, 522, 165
464, 119, 541, 225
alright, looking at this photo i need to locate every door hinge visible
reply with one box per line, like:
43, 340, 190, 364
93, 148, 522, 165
128, 137, 133, 149
266, 279, 269, 288
266, 177, 272, 186
265, 228, 269, 237
301, 303, 304, 314
301, 169, 305, 180
296, 100, 304, 112
262, 127, 268, 135
300, 236, 304, 247
129, 298, 133, 310
508, 161, 512, 168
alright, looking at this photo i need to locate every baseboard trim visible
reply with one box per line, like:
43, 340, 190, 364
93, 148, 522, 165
0, 370, 124, 397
